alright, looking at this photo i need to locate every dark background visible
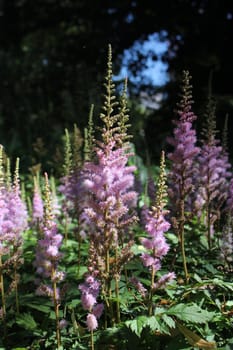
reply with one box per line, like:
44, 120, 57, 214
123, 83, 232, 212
0, 0, 233, 173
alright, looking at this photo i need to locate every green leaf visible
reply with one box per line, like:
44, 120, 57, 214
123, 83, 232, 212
25, 302, 51, 313
166, 232, 179, 244
167, 303, 215, 323
162, 314, 176, 329
146, 316, 161, 331
16, 313, 37, 331
125, 316, 148, 337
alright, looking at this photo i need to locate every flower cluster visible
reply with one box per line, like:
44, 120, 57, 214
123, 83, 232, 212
167, 71, 200, 214
195, 100, 231, 245
79, 275, 104, 331
140, 152, 175, 292
32, 177, 44, 224
34, 174, 64, 300
0, 151, 28, 317
81, 140, 138, 245
0, 154, 28, 259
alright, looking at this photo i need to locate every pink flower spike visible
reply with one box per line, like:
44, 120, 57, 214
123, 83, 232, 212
86, 313, 98, 331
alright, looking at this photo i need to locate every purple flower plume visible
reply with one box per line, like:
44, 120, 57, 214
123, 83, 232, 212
167, 71, 200, 214
0, 155, 28, 255
195, 99, 231, 244
81, 140, 138, 245
79, 275, 104, 331
34, 173, 65, 300
139, 152, 175, 295
32, 177, 44, 223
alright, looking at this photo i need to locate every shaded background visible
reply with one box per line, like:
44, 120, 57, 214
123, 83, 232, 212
0, 0, 233, 173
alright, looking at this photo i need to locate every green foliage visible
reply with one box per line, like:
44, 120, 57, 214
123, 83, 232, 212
166, 303, 215, 323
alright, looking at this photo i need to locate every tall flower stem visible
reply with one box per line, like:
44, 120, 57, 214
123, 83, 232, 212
114, 246, 121, 323
0, 256, 6, 316
0, 255, 7, 337
104, 246, 114, 326
90, 329, 94, 350
207, 201, 212, 250
179, 199, 189, 283
52, 267, 61, 349
148, 265, 156, 316
14, 265, 19, 314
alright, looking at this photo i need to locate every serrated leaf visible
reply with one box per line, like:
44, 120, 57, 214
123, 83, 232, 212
16, 313, 37, 331
177, 321, 217, 349
125, 316, 148, 337
146, 316, 161, 331
167, 303, 215, 323
162, 314, 176, 329
212, 279, 233, 291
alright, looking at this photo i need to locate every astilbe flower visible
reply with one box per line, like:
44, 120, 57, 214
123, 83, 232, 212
2, 158, 28, 246
167, 71, 200, 282
139, 151, 175, 315
167, 71, 200, 214
0, 152, 28, 316
32, 176, 44, 224
81, 140, 138, 246
59, 121, 90, 245
79, 45, 138, 327
34, 173, 64, 348
79, 275, 104, 331
81, 48, 138, 243
195, 99, 231, 248
34, 173, 65, 298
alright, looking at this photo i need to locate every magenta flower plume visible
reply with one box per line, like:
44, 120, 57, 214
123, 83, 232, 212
0, 153, 28, 316
34, 173, 65, 348
195, 99, 231, 247
86, 313, 98, 331
0, 157, 28, 251
79, 275, 104, 331
78, 46, 138, 327
140, 152, 174, 279
32, 177, 44, 224
166, 71, 200, 282
138, 152, 175, 315
34, 173, 65, 300
167, 71, 200, 214
81, 140, 137, 244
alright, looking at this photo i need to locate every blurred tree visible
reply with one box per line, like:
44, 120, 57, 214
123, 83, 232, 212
0, 0, 232, 171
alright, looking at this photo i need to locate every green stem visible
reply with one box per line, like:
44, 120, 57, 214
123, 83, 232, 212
52, 268, 61, 349
0, 255, 7, 338
14, 266, 19, 314
64, 215, 68, 246
180, 199, 189, 283
77, 232, 81, 279
114, 245, 121, 323
207, 205, 211, 250
148, 265, 155, 316
105, 248, 114, 326
90, 329, 94, 350
0, 256, 6, 317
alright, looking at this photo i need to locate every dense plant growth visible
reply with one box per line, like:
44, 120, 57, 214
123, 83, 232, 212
0, 46, 233, 350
